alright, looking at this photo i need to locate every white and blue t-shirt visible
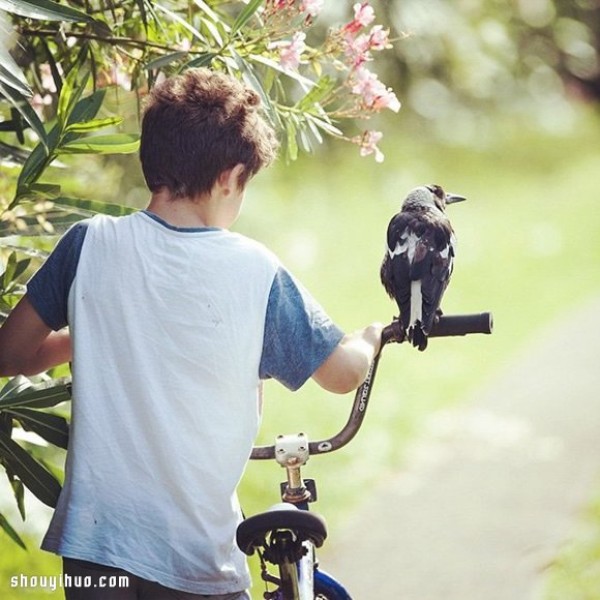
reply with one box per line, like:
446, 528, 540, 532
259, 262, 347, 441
27, 211, 343, 595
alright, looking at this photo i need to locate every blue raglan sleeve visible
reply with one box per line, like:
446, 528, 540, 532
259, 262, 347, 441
259, 267, 344, 391
26, 221, 89, 331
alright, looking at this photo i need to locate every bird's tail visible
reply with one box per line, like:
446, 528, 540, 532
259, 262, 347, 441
407, 280, 428, 351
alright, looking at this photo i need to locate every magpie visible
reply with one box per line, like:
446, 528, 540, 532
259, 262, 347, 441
380, 184, 466, 350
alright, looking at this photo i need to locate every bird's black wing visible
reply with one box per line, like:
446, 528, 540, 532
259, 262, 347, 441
408, 212, 456, 335
380, 212, 413, 328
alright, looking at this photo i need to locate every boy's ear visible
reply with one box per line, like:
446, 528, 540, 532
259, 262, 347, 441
219, 163, 246, 194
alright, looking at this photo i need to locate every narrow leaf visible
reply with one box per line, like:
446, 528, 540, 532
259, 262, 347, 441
193, 0, 230, 31
10, 477, 26, 520
286, 119, 298, 161
58, 133, 140, 155
64, 116, 123, 134
249, 54, 316, 89
0, 430, 61, 508
153, 3, 215, 46
184, 53, 216, 70
15, 141, 52, 190
0, 512, 26, 550
145, 52, 188, 72
57, 68, 90, 131
0, 81, 48, 147
9, 408, 69, 450
1, 252, 17, 290
295, 75, 336, 112
0, 0, 95, 23
54, 197, 136, 217
0, 377, 71, 410
231, 0, 263, 34
0, 63, 32, 97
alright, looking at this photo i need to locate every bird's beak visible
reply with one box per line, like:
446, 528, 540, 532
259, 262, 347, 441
445, 193, 467, 205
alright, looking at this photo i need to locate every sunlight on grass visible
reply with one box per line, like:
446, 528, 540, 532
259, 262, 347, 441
541, 488, 600, 600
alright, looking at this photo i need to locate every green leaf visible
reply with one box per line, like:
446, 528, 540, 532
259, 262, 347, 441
10, 477, 26, 520
145, 52, 189, 72
193, 0, 229, 32
231, 0, 263, 35
53, 197, 136, 218
0, 512, 26, 550
64, 116, 124, 134
0, 140, 30, 165
306, 114, 343, 137
69, 87, 107, 126
1, 252, 17, 291
15, 141, 52, 192
0, 377, 71, 410
135, 0, 149, 31
0, 0, 95, 23
58, 133, 140, 155
0, 63, 32, 98
0, 430, 61, 508
8, 408, 69, 450
57, 68, 90, 132
184, 53, 217, 70
286, 118, 298, 161
154, 3, 217, 47
23, 182, 62, 198
230, 52, 278, 126
249, 54, 316, 89
11, 90, 109, 195
295, 75, 336, 112
0, 81, 48, 148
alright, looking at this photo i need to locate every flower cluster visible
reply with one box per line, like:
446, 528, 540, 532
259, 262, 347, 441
264, 1, 399, 162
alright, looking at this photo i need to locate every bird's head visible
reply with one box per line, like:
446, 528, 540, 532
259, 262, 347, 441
402, 184, 466, 212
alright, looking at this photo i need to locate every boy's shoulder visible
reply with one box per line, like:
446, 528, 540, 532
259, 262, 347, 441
224, 230, 280, 266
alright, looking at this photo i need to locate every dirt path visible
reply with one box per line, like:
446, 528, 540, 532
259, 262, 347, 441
321, 295, 600, 599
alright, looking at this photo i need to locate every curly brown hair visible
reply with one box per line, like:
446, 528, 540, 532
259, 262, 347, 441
140, 68, 279, 198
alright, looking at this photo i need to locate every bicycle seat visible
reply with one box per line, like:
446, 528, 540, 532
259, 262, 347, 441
236, 503, 328, 556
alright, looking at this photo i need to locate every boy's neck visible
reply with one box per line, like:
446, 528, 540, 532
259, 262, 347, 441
146, 191, 212, 228
146, 186, 240, 229
146, 166, 245, 229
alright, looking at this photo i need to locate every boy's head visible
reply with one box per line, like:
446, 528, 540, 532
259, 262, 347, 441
140, 68, 279, 199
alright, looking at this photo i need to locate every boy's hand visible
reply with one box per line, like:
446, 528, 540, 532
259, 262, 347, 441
312, 322, 385, 394
0, 296, 72, 377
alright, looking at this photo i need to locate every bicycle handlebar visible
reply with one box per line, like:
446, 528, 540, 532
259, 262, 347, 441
250, 312, 493, 460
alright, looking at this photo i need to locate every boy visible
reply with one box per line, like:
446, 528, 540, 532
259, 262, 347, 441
0, 68, 382, 599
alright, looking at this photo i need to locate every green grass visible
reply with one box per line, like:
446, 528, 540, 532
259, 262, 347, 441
541, 487, 600, 600
1, 109, 600, 599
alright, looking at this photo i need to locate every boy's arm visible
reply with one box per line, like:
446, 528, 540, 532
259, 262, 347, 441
0, 295, 72, 377
312, 322, 383, 394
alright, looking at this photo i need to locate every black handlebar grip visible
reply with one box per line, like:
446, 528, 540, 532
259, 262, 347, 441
429, 312, 493, 337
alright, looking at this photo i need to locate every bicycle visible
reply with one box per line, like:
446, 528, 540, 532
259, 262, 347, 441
236, 312, 493, 599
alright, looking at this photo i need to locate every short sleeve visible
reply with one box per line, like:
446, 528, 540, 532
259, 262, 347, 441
259, 267, 344, 391
27, 221, 89, 330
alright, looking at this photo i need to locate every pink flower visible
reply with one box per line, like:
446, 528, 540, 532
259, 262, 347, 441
343, 2, 376, 34
301, 0, 324, 17
357, 130, 385, 162
353, 2, 375, 28
278, 32, 306, 71
344, 32, 372, 67
351, 67, 400, 113
368, 25, 390, 51
270, 0, 291, 9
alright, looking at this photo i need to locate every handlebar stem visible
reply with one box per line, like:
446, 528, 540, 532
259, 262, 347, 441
275, 433, 312, 503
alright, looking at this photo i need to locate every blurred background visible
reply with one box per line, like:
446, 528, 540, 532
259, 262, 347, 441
1, 0, 600, 597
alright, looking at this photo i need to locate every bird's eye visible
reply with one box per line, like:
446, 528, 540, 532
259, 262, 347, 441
430, 185, 445, 199
426, 184, 444, 198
